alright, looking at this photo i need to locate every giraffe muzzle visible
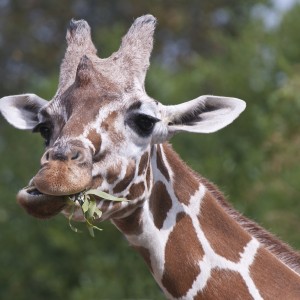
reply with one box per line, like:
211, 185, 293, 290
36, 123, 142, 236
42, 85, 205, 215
16, 145, 94, 218
33, 145, 93, 196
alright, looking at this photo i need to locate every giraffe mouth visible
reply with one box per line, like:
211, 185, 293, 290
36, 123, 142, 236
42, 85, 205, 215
17, 183, 126, 222
27, 187, 43, 196
17, 184, 69, 219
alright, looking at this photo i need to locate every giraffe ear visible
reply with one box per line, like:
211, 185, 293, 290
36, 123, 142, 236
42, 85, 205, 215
0, 94, 48, 130
162, 95, 246, 137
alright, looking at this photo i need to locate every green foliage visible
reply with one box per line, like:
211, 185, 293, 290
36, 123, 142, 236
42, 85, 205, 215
1, 1, 300, 299
68, 189, 126, 236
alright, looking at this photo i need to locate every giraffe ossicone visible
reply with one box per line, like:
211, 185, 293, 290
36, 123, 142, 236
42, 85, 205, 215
1, 15, 300, 299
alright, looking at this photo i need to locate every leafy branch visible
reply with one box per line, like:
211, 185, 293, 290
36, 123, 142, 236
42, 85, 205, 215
68, 190, 127, 237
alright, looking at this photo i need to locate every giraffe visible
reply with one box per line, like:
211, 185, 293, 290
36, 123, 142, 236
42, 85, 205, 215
1, 14, 300, 299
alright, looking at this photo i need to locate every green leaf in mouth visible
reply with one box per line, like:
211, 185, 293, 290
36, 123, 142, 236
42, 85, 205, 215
68, 189, 127, 237
85, 189, 127, 202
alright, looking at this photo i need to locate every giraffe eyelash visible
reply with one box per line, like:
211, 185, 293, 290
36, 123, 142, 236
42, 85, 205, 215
33, 122, 53, 146
126, 113, 159, 137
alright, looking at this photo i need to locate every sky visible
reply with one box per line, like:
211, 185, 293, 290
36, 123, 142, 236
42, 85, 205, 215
273, 0, 298, 11
252, 0, 299, 29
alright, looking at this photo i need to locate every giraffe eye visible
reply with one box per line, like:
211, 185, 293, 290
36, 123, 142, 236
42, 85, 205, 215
127, 113, 159, 137
33, 123, 52, 146
135, 115, 155, 131
39, 126, 51, 139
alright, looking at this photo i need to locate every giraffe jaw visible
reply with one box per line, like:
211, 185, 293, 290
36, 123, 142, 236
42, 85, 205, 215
17, 184, 69, 219
17, 184, 105, 221
16, 179, 133, 221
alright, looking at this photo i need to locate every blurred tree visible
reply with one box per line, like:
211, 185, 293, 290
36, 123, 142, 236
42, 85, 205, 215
1, 0, 300, 299
0, 0, 271, 93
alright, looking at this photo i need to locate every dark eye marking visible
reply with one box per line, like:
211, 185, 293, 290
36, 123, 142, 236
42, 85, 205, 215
33, 122, 52, 146
127, 101, 142, 112
126, 113, 159, 137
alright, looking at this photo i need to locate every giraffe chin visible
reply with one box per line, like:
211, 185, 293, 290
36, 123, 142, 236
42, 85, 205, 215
17, 185, 68, 219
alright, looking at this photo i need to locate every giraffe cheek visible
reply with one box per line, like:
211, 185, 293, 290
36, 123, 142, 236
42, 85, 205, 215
33, 161, 93, 196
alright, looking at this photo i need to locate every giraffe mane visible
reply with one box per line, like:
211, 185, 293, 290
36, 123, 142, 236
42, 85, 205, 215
199, 175, 300, 274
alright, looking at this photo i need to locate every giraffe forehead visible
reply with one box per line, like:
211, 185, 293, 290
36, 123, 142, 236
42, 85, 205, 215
42, 91, 118, 129
48, 86, 151, 113
37, 81, 162, 157
44, 92, 159, 131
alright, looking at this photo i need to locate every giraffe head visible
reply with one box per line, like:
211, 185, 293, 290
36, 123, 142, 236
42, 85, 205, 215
0, 15, 245, 220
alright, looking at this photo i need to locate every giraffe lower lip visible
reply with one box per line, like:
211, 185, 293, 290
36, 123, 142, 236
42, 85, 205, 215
17, 185, 68, 219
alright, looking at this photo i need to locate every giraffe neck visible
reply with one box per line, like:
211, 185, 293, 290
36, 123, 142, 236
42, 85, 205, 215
113, 143, 300, 299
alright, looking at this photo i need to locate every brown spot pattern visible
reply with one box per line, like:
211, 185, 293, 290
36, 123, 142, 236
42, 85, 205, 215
133, 246, 153, 273
127, 182, 145, 200
102, 111, 118, 131
98, 200, 111, 212
146, 164, 151, 189
200, 175, 300, 275
199, 192, 251, 262
92, 174, 103, 188
113, 207, 143, 236
106, 162, 122, 184
195, 269, 252, 300
100, 201, 123, 219
163, 143, 199, 205
87, 128, 101, 154
162, 213, 205, 298
156, 144, 170, 181
149, 181, 172, 230
113, 160, 136, 193
250, 248, 300, 299
101, 111, 124, 144
110, 202, 135, 220
138, 152, 149, 176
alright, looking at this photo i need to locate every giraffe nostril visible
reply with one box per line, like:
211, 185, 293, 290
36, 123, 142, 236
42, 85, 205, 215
40, 150, 51, 165
53, 152, 68, 161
